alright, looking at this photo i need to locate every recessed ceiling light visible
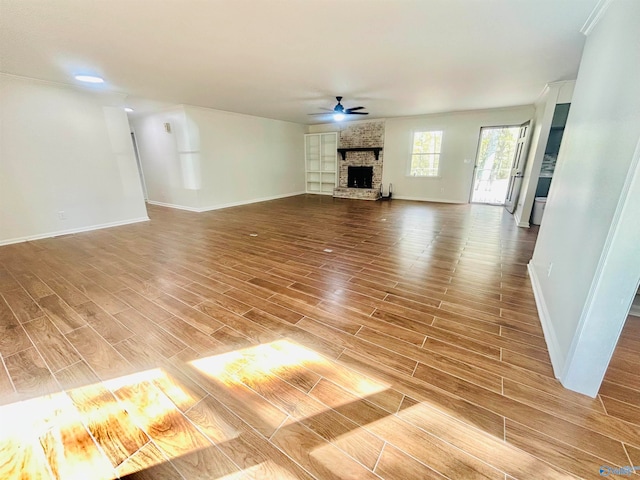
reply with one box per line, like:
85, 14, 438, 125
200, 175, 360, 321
124, 107, 134, 113
74, 74, 104, 84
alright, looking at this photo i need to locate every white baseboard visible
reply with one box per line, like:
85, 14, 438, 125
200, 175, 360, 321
0, 217, 150, 247
148, 191, 306, 213
630, 294, 640, 317
198, 191, 306, 212
528, 262, 565, 378
391, 195, 466, 204
146, 200, 201, 212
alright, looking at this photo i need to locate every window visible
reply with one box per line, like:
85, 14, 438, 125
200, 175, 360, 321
410, 130, 443, 177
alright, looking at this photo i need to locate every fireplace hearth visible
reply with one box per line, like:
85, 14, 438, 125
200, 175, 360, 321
348, 166, 373, 189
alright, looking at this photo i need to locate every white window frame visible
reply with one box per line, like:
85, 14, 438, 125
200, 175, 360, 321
408, 130, 443, 177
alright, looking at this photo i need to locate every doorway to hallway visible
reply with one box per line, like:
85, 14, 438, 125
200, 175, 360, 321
470, 126, 521, 205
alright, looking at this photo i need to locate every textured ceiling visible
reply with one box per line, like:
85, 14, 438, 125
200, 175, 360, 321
0, 0, 598, 124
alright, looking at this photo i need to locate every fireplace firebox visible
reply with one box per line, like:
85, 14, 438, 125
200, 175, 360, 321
348, 166, 373, 189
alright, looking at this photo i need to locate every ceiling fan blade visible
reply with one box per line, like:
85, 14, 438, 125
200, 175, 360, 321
309, 97, 368, 117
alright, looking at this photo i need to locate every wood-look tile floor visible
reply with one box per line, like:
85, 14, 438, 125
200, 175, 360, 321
0, 195, 638, 480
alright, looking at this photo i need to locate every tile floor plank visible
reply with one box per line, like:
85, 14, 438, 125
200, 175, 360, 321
374, 443, 447, 480
13, 272, 55, 300
271, 421, 381, 480
42, 277, 91, 307
73, 301, 134, 345
1, 288, 44, 323
65, 325, 132, 380
154, 293, 223, 335
0, 296, 34, 357
188, 394, 316, 480
115, 309, 188, 357
39, 397, 116, 480
111, 380, 210, 454
117, 288, 173, 323
115, 442, 181, 479
37, 294, 86, 334
22, 316, 81, 372
505, 419, 607, 479
0, 197, 637, 480
66, 382, 150, 468
4, 347, 58, 397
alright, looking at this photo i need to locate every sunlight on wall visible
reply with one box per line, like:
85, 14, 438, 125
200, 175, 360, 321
179, 114, 202, 191
103, 106, 147, 200
180, 152, 202, 190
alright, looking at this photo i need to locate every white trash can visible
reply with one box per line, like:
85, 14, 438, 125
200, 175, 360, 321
532, 197, 547, 225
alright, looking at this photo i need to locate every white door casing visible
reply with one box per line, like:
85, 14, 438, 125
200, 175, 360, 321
505, 120, 531, 213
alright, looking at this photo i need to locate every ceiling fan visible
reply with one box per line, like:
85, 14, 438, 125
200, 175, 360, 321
309, 96, 369, 120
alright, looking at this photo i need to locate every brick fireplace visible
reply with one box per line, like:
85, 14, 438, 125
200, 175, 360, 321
333, 121, 384, 200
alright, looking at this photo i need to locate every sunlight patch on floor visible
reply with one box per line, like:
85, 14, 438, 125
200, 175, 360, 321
0, 339, 395, 479
191, 340, 322, 378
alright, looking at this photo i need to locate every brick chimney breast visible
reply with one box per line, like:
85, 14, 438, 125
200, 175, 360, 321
334, 121, 385, 200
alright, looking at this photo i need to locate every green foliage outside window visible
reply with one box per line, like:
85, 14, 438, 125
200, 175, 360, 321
476, 127, 519, 180
410, 131, 443, 176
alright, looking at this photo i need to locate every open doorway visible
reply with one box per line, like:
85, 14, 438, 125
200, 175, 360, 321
470, 126, 521, 205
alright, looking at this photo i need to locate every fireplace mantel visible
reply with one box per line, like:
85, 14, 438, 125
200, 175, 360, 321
337, 147, 382, 161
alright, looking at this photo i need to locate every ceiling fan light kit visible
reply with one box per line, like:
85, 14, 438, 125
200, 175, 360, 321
74, 74, 104, 84
309, 96, 369, 121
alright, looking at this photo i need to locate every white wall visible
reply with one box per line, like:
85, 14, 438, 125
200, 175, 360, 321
0, 74, 148, 245
309, 107, 534, 203
132, 105, 305, 211
186, 106, 305, 209
529, 0, 640, 396
130, 106, 200, 209
382, 106, 534, 203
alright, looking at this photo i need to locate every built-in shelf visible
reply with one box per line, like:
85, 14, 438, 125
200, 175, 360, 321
337, 147, 382, 161
305, 132, 337, 195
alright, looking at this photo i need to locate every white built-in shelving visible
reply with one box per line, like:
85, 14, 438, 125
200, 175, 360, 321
305, 133, 337, 195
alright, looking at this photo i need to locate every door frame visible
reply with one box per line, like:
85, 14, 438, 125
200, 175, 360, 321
504, 120, 532, 213
469, 124, 526, 206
